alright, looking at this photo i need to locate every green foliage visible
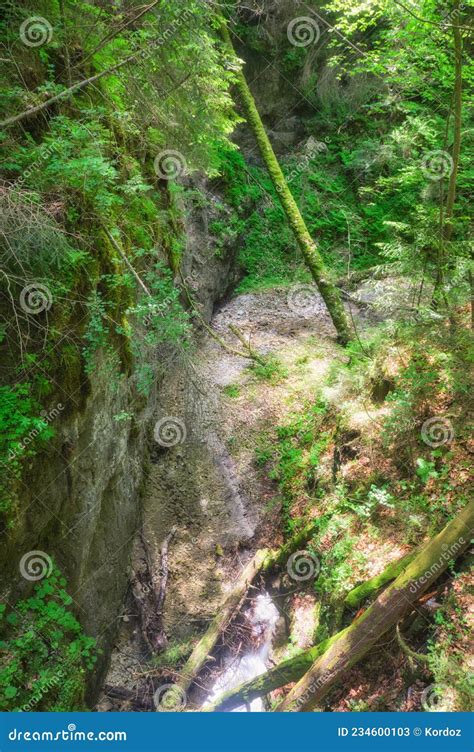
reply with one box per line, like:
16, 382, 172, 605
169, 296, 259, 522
254, 442, 273, 467
320, 0, 474, 302
313, 520, 362, 597
151, 639, 193, 670
126, 262, 191, 393
0, 566, 96, 711
223, 384, 240, 398
82, 291, 119, 376
415, 457, 439, 484
265, 399, 331, 530
249, 355, 288, 383
382, 321, 473, 453
426, 574, 474, 711
0, 383, 56, 522
338, 483, 395, 520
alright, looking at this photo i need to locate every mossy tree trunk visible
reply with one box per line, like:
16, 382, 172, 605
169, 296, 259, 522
444, 0, 463, 242
220, 22, 352, 346
276, 500, 473, 711
344, 549, 416, 609
434, 0, 463, 306
204, 502, 473, 712
203, 627, 349, 712
176, 549, 270, 696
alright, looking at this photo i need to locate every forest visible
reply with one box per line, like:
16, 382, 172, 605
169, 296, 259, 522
0, 0, 473, 717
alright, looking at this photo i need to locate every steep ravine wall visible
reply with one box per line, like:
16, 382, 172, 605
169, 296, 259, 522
0, 177, 240, 701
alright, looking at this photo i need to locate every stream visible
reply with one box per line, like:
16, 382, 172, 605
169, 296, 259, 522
103, 286, 372, 711
204, 593, 280, 712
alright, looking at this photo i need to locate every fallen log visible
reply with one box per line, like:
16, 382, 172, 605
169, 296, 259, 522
103, 684, 154, 711
176, 524, 323, 697
176, 549, 270, 695
261, 521, 320, 574
276, 500, 474, 711
203, 627, 349, 712
344, 549, 416, 609
205, 502, 473, 712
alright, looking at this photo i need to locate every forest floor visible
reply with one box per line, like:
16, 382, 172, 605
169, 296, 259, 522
101, 280, 472, 712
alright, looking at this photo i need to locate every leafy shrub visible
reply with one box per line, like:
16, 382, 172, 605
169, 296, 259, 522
0, 566, 96, 711
0, 383, 56, 523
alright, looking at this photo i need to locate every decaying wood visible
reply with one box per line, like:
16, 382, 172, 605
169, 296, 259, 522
176, 548, 270, 695
132, 526, 177, 653
276, 500, 473, 711
103, 684, 154, 711
205, 501, 473, 712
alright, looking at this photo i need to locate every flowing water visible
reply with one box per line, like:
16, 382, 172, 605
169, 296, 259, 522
204, 593, 279, 712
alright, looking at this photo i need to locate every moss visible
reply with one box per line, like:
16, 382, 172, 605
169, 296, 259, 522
220, 21, 352, 345
344, 550, 416, 609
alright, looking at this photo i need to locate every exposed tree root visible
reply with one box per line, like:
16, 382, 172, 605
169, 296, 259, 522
396, 622, 430, 666
132, 526, 176, 653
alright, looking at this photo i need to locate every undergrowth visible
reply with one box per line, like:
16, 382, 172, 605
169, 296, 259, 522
0, 565, 96, 711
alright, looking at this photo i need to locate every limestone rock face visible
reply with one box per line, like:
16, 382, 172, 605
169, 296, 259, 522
1, 178, 239, 702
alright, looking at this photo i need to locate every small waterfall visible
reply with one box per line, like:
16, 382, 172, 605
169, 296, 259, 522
205, 593, 279, 712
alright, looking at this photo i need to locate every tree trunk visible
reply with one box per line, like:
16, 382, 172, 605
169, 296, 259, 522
344, 549, 416, 609
433, 0, 463, 306
219, 22, 352, 346
203, 628, 348, 712
276, 500, 473, 711
261, 521, 319, 574
444, 0, 463, 242
176, 549, 270, 695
